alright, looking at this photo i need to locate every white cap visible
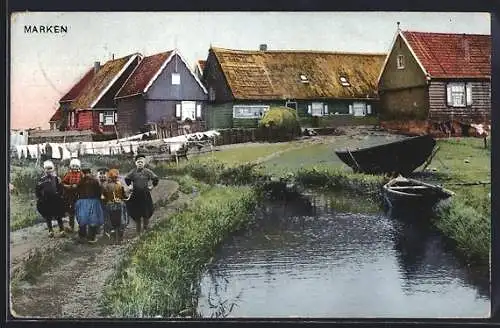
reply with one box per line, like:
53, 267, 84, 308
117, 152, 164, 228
69, 158, 81, 168
43, 160, 55, 169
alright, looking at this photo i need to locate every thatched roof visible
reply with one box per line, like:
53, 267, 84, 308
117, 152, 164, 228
210, 47, 386, 100
71, 54, 140, 110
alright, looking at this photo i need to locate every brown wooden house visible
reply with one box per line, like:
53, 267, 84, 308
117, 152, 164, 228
202, 46, 386, 129
378, 29, 491, 125
51, 53, 141, 136
114, 49, 208, 137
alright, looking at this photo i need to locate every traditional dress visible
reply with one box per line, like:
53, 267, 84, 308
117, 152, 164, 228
102, 178, 128, 241
62, 170, 83, 231
35, 172, 65, 236
124, 167, 159, 233
75, 174, 104, 241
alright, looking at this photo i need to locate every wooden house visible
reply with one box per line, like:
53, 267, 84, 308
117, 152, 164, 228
114, 49, 208, 137
378, 29, 491, 124
194, 60, 206, 80
202, 46, 386, 129
53, 53, 141, 135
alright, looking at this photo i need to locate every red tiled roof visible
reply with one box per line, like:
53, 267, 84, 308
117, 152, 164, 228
49, 107, 62, 122
402, 31, 491, 79
198, 60, 206, 72
115, 51, 173, 99
60, 68, 95, 102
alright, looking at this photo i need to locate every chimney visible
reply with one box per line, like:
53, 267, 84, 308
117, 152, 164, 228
94, 61, 100, 73
397, 21, 401, 31
463, 35, 470, 62
259, 44, 268, 51
112, 53, 115, 60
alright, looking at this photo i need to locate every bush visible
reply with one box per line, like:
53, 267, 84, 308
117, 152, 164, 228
258, 106, 301, 142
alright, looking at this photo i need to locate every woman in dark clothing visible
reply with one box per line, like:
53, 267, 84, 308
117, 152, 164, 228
125, 154, 159, 234
35, 160, 66, 238
75, 167, 104, 243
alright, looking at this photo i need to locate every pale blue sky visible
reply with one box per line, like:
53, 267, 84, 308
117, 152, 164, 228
10, 12, 490, 129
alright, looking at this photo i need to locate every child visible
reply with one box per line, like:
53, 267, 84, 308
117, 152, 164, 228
125, 154, 159, 234
62, 159, 84, 233
101, 168, 128, 242
74, 167, 104, 243
35, 160, 66, 238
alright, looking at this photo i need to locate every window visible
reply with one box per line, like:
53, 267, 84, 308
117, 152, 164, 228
196, 104, 202, 118
339, 76, 350, 87
352, 102, 367, 117
311, 102, 324, 117
285, 101, 297, 111
446, 82, 473, 107
175, 102, 198, 121
172, 73, 181, 85
233, 105, 269, 119
209, 87, 216, 102
300, 74, 309, 83
397, 55, 405, 69
99, 111, 115, 126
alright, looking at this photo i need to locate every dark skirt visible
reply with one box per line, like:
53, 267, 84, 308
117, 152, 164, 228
126, 189, 154, 221
75, 198, 105, 226
104, 202, 129, 228
36, 196, 65, 219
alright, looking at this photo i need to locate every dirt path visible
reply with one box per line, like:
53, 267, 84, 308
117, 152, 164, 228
10, 179, 187, 318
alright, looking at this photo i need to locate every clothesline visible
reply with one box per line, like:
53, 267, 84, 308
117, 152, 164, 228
12, 130, 220, 161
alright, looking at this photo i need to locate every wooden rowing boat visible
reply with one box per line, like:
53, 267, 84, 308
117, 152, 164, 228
383, 175, 454, 211
334, 135, 436, 175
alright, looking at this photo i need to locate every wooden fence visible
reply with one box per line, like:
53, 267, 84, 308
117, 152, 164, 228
151, 120, 206, 139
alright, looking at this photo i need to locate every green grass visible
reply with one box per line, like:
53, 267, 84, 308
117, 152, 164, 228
100, 186, 258, 318
193, 141, 302, 166
10, 193, 40, 231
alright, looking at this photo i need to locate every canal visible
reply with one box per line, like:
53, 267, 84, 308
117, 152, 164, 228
196, 192, 490, 318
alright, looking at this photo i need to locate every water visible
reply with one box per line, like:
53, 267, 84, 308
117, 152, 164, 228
197, 193, 490, 318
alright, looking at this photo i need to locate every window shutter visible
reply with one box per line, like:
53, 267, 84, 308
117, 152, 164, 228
446, 84, 453, 106
349, 104, 353, 115
324, 104, 328, 115
367, 104, 372, 115
99, 112, 104, 124
196, 104, 202, 118
307, 105, 312, 114
114, 112, 118, 123
466, 82, 473, 106
175, 104, 181, 118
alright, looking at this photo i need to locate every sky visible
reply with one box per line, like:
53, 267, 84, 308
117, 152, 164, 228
10, 12, 491, 130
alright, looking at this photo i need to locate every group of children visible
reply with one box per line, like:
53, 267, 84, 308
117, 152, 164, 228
34, 154, 159, 243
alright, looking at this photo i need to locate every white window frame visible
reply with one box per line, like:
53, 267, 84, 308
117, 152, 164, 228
447, 82, 472, 108
196, 104, 202, 119
232, 105, 270, 119
352, 102, 367, 117
172, 73, 181, 85
397, 54, 405, 69
339, 76, 350, 87
99, 111, 116, 126
300, 74, 309, 83
311, 102, 324, 117
181, 101, 196, 121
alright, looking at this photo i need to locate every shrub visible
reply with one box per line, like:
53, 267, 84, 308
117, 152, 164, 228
258, 106, 301, 142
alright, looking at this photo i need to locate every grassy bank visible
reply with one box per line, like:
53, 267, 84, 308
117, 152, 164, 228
100, 186, 257, 318
431, 138, 490, 263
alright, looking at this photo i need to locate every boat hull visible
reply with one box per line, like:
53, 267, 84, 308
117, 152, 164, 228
335, 135, 436, 175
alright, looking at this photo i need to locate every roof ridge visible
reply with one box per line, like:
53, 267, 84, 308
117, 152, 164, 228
403, 30, 490, 37
211, 47, 386, 56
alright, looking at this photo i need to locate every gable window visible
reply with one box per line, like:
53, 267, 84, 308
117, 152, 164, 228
340, 76, 350, 87
99, 111, 115, 126
172, 73, 181, 85
446, 82, 473, 108
233, 105, 269, 119
300, 74, 309, 83
209, 87, 216, 102
397, 55, 405, 69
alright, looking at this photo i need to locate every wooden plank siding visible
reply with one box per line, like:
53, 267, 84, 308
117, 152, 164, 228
116, 96, 146, 137
428, 80, 491, 123
206, 103, 233, 129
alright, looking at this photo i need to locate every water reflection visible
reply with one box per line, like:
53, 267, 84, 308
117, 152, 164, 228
197, 193, 490, 318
